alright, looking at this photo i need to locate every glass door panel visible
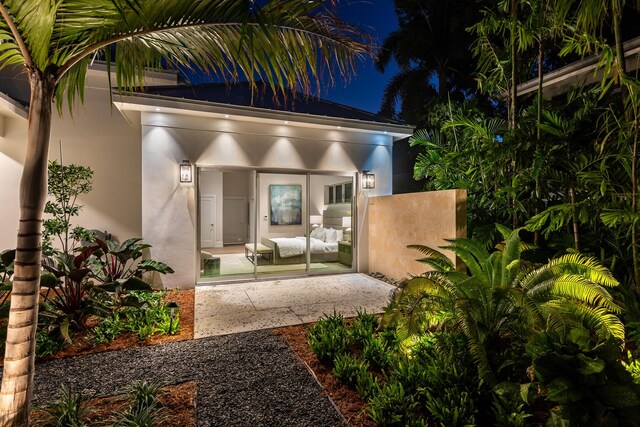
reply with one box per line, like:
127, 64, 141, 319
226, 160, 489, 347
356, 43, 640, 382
309, 174, 355, 273
256, 172, 309, 277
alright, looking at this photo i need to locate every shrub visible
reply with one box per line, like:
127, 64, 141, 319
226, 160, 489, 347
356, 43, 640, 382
41, 386, 88, 427
367, 380, 417, 426
333, 353, 367, 387
36, 329, 68, 358
349, 310, 378, 346
355, 368, 380, 401
362, 336, 392, 370
126, 379, 162, 412
622, 350, 640, 384
307, 312, 349, 364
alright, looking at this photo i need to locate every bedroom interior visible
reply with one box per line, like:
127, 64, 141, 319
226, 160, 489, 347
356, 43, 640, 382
199, 169, 355, 281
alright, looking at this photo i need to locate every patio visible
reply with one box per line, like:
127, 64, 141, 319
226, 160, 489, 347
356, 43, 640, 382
194, 273, 396, 338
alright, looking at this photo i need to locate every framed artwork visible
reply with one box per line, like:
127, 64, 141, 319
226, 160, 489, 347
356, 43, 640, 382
269, 184, 302, 225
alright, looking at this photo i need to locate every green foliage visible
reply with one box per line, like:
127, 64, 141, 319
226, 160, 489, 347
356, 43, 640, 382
621, 351, 640, 385
527, 330, 640, 425
41, 386, 88, 427
355, 368, 380, 401
367, 380, 417, 426
348, 310, 378, 346
307, 312, 349, 364
111, 405, 166, 427
333, 353, 367, 387
90, 291, 178, 344
0, 249, 15, 305
362, 337, 392, 370
36, 329, 68, 358
126, 379, 162, 412
43, 161, 94, 256
386, 228, 624, 384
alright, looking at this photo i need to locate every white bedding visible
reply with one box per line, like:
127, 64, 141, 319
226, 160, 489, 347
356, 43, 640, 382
270, 236, 338, 258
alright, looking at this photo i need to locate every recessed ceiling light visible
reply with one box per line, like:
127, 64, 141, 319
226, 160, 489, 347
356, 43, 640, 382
284, 121, 289, 124
384, 131, 388, 134
225, 114, 229, 118
155, 107, 160, 111
337, 126, 341, 129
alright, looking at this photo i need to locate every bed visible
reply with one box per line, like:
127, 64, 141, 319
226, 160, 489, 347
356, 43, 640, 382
261, 205, 351, 265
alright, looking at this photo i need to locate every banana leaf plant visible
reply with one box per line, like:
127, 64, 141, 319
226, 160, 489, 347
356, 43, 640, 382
76, 238, 174, 307
40, 253, 110, 343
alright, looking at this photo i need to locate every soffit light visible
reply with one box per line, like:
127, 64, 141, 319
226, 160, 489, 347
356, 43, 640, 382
362, 170, 375, 190
179, 160, 193, 183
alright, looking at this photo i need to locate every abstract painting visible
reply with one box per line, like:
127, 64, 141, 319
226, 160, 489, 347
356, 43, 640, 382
269, 184, 302, 225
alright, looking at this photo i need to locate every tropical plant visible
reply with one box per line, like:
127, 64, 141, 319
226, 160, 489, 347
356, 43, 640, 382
0, 249, 15, 306
0, 0, 372, 422
78, 238, 173, 306
385, 226, 624, 384
525, 330, 640, 425
376, 0, 481, 123
41, 386, 88, 427
42, 161, 94, 256
307, 312, 349, 364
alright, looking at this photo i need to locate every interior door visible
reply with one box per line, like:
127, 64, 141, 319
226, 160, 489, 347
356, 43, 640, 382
200, 195, 216, 248
223, 197, 247, 244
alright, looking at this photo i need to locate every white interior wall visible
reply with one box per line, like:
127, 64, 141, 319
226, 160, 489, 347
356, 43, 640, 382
141, 112, 393, 287
223, 171, 251, 242
258, 173, 306, 241
199, 170, 224, 247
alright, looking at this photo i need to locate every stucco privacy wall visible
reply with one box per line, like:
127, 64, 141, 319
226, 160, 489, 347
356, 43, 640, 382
367, 190, 467, 280
0, 66, 177, 251
141, 112, 393, 287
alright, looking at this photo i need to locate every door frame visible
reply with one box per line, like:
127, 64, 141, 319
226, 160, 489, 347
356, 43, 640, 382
196, 165, 358, 284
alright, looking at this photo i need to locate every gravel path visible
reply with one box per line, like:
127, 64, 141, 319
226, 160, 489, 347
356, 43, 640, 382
23, 330, 344, 426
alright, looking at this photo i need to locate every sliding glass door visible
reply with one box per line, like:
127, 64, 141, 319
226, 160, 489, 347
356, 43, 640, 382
197, 168, 355, 283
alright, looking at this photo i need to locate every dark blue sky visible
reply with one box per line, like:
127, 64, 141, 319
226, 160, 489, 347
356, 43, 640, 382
323, 0, 400, 114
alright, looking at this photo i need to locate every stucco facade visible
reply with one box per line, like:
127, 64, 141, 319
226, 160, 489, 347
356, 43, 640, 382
0, 66, 417, 288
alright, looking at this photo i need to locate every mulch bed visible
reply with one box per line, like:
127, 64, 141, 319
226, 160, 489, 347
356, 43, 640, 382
274, 325, 375, 427
39, 289, 194, 363
0, 289, 194, 366
30, 380, 196, 426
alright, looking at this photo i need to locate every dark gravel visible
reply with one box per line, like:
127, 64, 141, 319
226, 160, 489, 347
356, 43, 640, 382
21, 330, 344, 426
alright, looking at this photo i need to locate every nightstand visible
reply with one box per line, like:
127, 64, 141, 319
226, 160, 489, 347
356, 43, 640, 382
338, 241, 352, 266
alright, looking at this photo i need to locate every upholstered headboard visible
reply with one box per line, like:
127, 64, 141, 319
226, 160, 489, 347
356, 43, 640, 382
322, 203, 351, 230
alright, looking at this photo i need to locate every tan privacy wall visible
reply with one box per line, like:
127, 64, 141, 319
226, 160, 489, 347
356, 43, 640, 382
367, 189, 467, 280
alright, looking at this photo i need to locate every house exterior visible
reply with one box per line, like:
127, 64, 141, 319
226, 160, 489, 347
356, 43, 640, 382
0, 65, 423, 288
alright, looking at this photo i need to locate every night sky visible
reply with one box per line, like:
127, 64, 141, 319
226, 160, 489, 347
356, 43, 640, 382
323, 0, 400, 114
186, 0, 400, 116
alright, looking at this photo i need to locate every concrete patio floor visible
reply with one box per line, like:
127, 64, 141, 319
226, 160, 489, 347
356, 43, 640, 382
195, 273, 396, 338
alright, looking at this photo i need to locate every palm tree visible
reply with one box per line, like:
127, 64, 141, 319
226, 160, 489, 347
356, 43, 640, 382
0, 1, 371, 424
384, 226, 623, 385
376, 0, 480, 124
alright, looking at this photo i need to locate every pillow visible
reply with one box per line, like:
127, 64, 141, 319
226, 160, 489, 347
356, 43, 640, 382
336, 229, 344, 242
324, 228, 339, 244
310, 227, 325, 241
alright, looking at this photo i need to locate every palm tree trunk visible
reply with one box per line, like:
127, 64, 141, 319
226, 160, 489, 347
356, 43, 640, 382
0, 71, 56, 426
534, 38, 544, 246
509, 0, 518, 132
569, 187, 580, 251
438, 68, 448, 97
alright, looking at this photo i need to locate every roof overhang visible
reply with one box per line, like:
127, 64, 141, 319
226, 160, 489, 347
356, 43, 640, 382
517, 36, 640, 99
0, 91, 28, 120
113, 91, 414, 138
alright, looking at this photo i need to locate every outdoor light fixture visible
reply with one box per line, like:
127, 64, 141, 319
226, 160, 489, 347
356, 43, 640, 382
362, 170, 376, 190
167, 301, 179, 334
310, 215, 322, 229
179, 160, 193, 183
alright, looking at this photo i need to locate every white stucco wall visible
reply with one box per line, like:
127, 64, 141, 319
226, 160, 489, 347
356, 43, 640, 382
0, 67, 177, 252
141, 112, 393, 287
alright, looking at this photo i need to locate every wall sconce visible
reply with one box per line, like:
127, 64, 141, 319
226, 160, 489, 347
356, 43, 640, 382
179, 160, 193, 183
310, 215, 323, 229
362, 170, 375, 190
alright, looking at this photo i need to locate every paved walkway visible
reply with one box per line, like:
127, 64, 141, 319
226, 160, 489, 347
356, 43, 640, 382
30, 331, 344, 426
195, 273, 395, 338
